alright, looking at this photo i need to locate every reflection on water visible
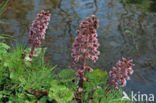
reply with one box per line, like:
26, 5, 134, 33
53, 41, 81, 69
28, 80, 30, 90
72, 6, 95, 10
0, 0, 156, 95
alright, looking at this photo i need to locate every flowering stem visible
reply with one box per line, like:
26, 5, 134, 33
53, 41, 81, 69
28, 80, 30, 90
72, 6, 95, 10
29, 44, 35, 58
27, 10, 51, 60
71, 15, 100, 94
108, 58, 134, 91
78, 53, 86, 89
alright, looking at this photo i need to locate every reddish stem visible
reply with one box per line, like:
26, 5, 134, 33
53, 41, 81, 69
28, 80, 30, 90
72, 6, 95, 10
78, 52, 87, 90
29, 44, 35, 58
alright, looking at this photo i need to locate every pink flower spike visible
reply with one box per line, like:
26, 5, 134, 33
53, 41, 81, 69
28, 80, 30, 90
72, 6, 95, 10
108, 58, 134, 90
27, 10, 51, 58
70, 15, 100, 91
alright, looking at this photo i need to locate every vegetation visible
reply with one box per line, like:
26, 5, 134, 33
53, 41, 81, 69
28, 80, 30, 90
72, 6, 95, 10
0, 0, 9, 16
0, 43, 134, 103
121, 0, 156, 12
0, 2, 135, 103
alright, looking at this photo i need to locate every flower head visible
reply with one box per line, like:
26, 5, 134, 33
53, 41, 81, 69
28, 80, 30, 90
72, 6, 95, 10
28, 10, 51, 47
27, 10, 51, 58
71, 15, 100, 63
108, 58, 135, 90
71, 15, 100, 91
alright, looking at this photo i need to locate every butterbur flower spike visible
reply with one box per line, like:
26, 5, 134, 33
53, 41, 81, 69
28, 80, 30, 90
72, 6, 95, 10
71, 15, 100, 64
108, 57, 135, 90
71, 15, 100, 91
27, 10, 51, 59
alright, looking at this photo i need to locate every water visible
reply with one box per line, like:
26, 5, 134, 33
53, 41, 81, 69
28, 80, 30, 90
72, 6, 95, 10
0, 0, 156, 98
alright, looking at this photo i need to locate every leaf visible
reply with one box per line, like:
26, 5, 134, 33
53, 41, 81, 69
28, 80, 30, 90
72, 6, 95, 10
50, 80, 59, 86
0, 48, 7, 54
0, 20, 4, 24
49, 85, 74, 103
125, 30, 135, 36
37, 96, 48, 103
26, 94, 36, 101
0, 34, 13, 39
1, 90, 11, 96
10, 72, 18, 80
31, 48, 47, 67
0, 93, 2, 98
49, 65, 57, 71
0, 43, 10, 50
0, 0, 9, 16
84, 69, 108, 88
25, 100, 30, 103
0, 43, 10, 55
58, 69, 75, 82
125, 30, 131, 33
0, 35, 6, 39
8, 101, 13, 103
94, 87, 105, 98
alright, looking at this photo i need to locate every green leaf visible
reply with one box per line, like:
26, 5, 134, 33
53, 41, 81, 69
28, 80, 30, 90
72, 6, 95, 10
125, 30, 131, 33
0, 34, 13, 39
0, 43, 10, 54
25, 100, 30, 103
84, 69, 108, 88
49, 65, 57, 71
26, 94, 36, 101
0, 0, 9, 16
125, 30, 135, 36
8, 101, 13, 103
0, 93, 2, 98
0, 20, 4, 24
94, 87, 105, 98
58, 69, 75, 82
49, 85, 74, 103
10, 72, 18, 80
50, 80, 59, 86
31, 48, 47, 67
37, 96, 48, 103
0, 43, 10, 50
0, 34, 6, 39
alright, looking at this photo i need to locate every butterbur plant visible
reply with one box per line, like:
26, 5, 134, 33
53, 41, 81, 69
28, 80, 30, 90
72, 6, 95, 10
107, 57, 135, 91
71, 15, 100, 92
27, 10, 51, 60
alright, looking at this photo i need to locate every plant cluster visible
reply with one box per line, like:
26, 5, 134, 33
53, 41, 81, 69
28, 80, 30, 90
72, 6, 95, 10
0, 10, 135, 103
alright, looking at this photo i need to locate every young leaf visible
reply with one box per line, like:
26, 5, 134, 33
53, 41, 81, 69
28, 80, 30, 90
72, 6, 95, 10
49, 85, 74, 103
58, 69, 75, 82
84, 69, 108, 88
